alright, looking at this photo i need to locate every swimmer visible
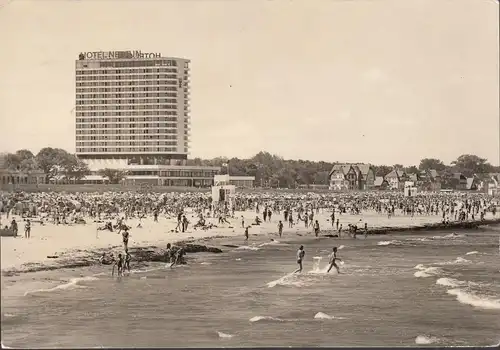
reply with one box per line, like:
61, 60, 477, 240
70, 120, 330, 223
327, 247, 343, 274
294, 245, 305, 273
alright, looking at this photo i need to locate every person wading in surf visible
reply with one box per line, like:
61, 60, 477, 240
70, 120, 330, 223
294, 245, 305, 273
327, 247, 342, 274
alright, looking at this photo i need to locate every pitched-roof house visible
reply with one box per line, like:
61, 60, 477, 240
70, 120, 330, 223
328, 163, 376, 191
385, 169, 408, 190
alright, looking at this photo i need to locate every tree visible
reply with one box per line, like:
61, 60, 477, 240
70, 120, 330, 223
36, 147, 72, 180
404, 165, 419, 174
63, 158, 90, 182
392, 164, 404, 170
451, 154, 493, 176
373, 165, 392, 177
418, 158, 446, 171
98, 168, 128, 184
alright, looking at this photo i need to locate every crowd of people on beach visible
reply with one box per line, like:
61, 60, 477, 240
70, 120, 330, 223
0, 190, 498, 274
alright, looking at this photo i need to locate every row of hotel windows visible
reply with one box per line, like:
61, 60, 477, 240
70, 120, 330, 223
76, 129, 178, 135
76, 141, 178, 146
76, 105, 177, 111
76, 87, 185, 93
76, 79, 178, 86
76, 99, 178, 105
96, 60, 180, 68
75, 75, 185, 81
76, 92, 177, 97
76, 83, 189, 91
76, 68, 181, 74
76, 135, 178, 140
75, 111, 182, 117
76, 117, 178, 123
77, 147, 178, 153
77, 123, 180, 129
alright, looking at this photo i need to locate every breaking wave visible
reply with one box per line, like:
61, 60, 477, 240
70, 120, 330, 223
217, 331, 234, 339
377, 240, 401, 246
446, 289, 500, 310
24, 276, 99, 296
249, 316, 285, 323
415, 335, 439, 344
314, 312, 345, 320
413, 264, 442, 278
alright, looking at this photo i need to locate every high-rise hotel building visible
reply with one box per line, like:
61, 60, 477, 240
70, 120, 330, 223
75, 50, 220, 187
75, 50, 190, 165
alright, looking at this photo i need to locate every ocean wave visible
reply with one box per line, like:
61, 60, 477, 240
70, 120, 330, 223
431, 233, 465, 240
217, 331, 234, 339
436, 277, 465, 288
200, 262, 212, 265
24, 276, 99, 296
465, 251, 479, 255
266, 272, 311, 288
235, 258, 242, 261
236, 245, 260, 251
258, 239, 285, 247
413, 264, 441, 278
377, 240, 401, 246
446, 289, 500, 310
409, 238, 431, 242
249, 316, 285, 323
415, 335, 439, 344
435, 257, 471, 266
338, 245, 345, 250
314, 312, 345, 320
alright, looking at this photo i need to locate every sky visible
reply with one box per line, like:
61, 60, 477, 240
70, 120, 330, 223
0, 0, 498, 166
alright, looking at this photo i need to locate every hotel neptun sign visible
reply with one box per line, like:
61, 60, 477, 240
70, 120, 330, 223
79, 51, 162, 60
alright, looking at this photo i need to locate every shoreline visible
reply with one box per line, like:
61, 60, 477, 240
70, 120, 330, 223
2, 216, 499, 277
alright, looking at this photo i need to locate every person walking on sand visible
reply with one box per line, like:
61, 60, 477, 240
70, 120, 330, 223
278, 220, 283, 238
119, 226, 130, 252
313, 220, 320, 237
244, 226, 249, 241
24, 219, 31, 239
327, 247, 343, 274
294, 245, 306, 273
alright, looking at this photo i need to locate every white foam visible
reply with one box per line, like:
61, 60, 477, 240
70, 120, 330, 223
235, 258, 242, 261
436, 257, 471, 266
377, 240, 400, 246
217, 331, 234, 339
413, 265, 441, 278
436, 277, 465, 288
258, 239, 284, 247
432, 233, 465, 240
249, 316, 284, 322
447, 289, 500, 310
200, 262, 212, 265
236, 245, 260, 251
314, 312, 345, 320
24, 276, 99, 296
415, 335, 439, 344
1, 342, 13, 349
267, 272, 309, 288
465, 251, 479, 255
338, 245, 345, 250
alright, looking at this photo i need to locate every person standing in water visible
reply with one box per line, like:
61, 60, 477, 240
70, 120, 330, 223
294, 245, 305, 273
327, 247, 343, 274
112, 253, 124, 277
244, 226, 249, 241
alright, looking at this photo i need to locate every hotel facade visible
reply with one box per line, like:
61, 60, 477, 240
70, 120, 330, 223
75, 50, 220, 187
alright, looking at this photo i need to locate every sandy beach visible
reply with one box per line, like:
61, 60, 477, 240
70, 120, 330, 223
1, 209, 482, 273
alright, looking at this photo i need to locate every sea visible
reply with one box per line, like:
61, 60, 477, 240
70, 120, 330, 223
2, 227, 500, 348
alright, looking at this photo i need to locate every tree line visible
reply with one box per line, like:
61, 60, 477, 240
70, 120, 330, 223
2, 148, 498, 187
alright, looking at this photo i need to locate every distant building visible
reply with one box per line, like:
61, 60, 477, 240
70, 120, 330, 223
452, 173, 468, 190
384, 169, 409, 190
0, 153, 46, 190
214, 174, 255, 188
373, 176, 389, 190
328, 163, 375, 190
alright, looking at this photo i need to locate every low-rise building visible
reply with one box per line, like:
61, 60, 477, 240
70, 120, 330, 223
328, 163, 376, 190
384, 169, 408, 190
214, 174, 255, 188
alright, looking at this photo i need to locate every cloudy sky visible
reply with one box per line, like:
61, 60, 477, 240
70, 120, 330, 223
0, 0, 498, 166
